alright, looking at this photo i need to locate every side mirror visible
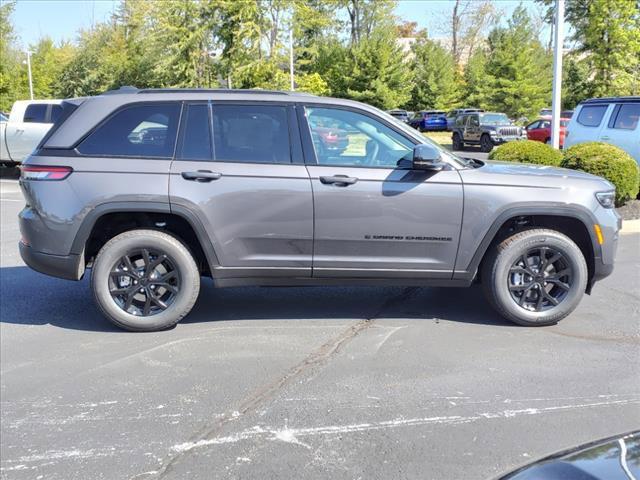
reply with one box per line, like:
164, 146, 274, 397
412, 144, 445, 171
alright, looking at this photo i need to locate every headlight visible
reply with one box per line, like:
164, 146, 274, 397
595, 191, 615, 208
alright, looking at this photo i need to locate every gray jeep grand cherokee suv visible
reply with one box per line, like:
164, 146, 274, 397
19, 88, 621, 331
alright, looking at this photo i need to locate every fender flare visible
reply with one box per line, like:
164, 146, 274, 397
70, 201, 220, 269
454, 204, 600, 281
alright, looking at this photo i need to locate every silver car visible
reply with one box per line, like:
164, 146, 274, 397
18, 88, 621, 331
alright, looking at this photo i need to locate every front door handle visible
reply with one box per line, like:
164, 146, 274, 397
600, 136, 610, 141
181, 170, 222, 182
320, 175, 358, 187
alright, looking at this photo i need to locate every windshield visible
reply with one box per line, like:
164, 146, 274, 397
481, 113, 510, 125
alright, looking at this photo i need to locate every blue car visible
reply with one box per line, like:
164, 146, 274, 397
409, 110, 448, 131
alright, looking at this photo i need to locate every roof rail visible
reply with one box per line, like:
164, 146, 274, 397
102, 86, 139, 95
137, 88, 291, 95
582, 96, 640, 104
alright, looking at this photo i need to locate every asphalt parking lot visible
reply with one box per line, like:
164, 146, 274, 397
1, 176, 638, 480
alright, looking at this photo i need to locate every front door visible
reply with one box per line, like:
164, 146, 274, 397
599, 102, 640, 160
169, 102, 314, 279
302, 106, 463, 278
464, 114, 481, 143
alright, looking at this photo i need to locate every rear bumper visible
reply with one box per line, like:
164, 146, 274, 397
19, 242, 83, 280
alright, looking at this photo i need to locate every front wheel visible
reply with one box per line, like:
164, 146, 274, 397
480, 134, 494, 152
91, 229, 200, 331
481, 229, 588, 326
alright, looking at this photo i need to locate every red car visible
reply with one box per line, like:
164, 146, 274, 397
525, 117, 570, 147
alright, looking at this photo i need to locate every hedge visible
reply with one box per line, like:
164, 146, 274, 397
488, 140, 563, 166
562, 142, 640, 206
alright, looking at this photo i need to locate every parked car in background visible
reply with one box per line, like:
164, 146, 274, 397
18, 87, 619, 331
0, 99, 64, 166
526, 117, 571, 147
409, 110, 448, 131
387, 109, 410, 123
446, 108, 484, 131
565, 96, 640, 164
539, 107, 575, 119
451, 112, 527, 152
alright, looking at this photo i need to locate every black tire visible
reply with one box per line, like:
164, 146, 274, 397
481, 229, 588, 326
480, 134, 494, 152
91, 229, 200, 332
452, 133, 463, 151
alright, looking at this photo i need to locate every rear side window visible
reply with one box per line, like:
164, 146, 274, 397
24, 104, 48, 123
211, 104, 290, 164
180, 104, 212, 160
455, 115, 466, 127
611, 103, 640, 130
577, 105, 608, 127
78, 103, 181, 158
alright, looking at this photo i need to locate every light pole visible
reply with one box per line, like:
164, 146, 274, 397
24, 51, 34, 100
550, 0, 564, 149
289, 28, 294, 91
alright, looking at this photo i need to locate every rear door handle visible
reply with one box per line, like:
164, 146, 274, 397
600, 136, 610, 140
320, 175, 358, 187
181, 170, 222, 182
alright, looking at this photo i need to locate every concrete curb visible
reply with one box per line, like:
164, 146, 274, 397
621, 218, 640, 234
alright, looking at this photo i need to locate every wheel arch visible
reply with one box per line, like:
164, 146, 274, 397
71, 202, 220, 276
457, 206, 601, 290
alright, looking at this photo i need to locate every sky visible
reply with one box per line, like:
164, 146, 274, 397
10, 0, 548, 49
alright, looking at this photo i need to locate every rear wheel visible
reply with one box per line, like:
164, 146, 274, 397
91, 229, 200, 331
481, 229, 588, 326
452, 133, 463, 151
480, 134, 494, 152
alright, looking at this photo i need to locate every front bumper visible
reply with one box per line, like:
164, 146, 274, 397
19, 242, 83, 280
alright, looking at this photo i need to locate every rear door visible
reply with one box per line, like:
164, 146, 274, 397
301, 105, 463, 278
599, 102, 640, 162
5, 103, 56, 162
169, 102, 313, 279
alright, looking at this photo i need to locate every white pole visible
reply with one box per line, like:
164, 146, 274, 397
289, 28, 294, 91
26, 51, 34, 100
550, 0, 564, 149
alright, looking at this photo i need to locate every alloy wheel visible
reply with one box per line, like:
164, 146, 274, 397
508, 246, 573, 312
108, 248, 180, 316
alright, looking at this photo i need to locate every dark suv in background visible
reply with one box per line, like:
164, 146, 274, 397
451, 111, 527, 152
19, 88, 620, 331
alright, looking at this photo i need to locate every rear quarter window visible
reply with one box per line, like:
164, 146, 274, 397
576, 105, 608, 127
78, 103, 181, 158
611, 103, 640, 130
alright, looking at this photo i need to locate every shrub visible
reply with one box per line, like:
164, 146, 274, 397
488, 140, 563, 166
562, 142, 640, 206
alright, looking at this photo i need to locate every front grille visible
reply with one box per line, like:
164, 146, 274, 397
498, 127, 520, 136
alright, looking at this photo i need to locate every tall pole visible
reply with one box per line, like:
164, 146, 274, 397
289, 28, 294, 91
550, 0, 564, 149
26, 51, 34, 100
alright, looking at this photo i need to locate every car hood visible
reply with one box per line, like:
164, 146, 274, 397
459, 160, 613, 190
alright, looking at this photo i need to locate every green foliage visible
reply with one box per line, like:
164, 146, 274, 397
488, 140, 563, 166
481, 6, 552, 120
406, 39, 459, 110
296, 72, 329, 95
562, 143, 640, 206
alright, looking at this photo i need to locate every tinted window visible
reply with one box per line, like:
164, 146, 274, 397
306, 107, 413, 168
79, 103, 180, 158
212, 105, 290, 164
577, 105, 608, 127
50, 104, 63, 123
180, 104, 212, 160
469, 115, 480, 126
612, 103, 640, 130
23, 104, 47, 123
455, 115, 466, 126
527, 121, 540, 130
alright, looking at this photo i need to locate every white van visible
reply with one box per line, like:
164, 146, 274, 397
564, 97, 640, 165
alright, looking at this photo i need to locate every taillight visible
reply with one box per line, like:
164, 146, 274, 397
20, 165, 73, 181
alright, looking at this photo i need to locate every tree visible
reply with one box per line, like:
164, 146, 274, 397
0, 1, 28, 111
407, 39, 459, 110
462, 48, 491, 108
326, 28, 411, 109
482, 6, 552, 119
343, 0, 397, 45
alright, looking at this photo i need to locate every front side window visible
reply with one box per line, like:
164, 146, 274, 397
24, 104, 47, 123
212, 104, 290, 164
577, 105, 608, 127
455, 115, 466, 127
306, 107, 413, 168
78, 103, 181, 158
611, 103, 640, 130
527, 121, 540, 130
469, 115, 480, 127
